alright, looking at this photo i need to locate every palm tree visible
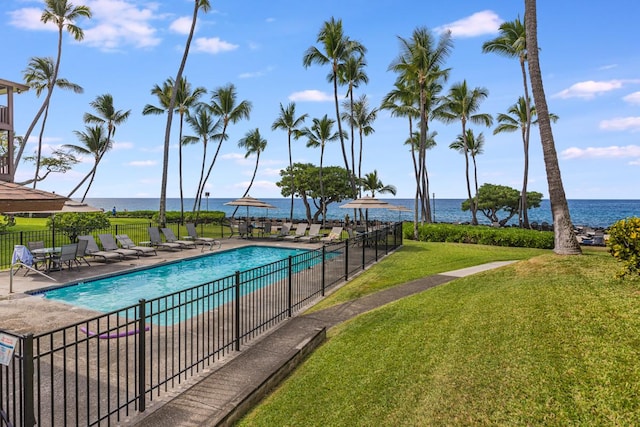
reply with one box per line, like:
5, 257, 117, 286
195, 83, 252, 212
68, 94, 130, 201
493, 97, 558, 227
63, 125, 108, 198
14, 0, 91, 178
438, 80, 493, 225
158, 0, 211, 227
482, 17, 536, 227
525, 0, 581, 254
300, 115, 342, 226
450, 129, 485, 204
350, 94, 377, 193
388, 26, 452, 235
22, 56, 83, 188
302, 17, 365, 197
339, 53, 369, 192
231, 128, 268, 217
143, 77, 205, 222
182, 104, 223, 216
271, 102, 308, 222
360, 170, 397, 197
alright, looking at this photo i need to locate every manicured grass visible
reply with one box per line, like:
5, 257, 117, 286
310, 240, 549, 312
239, 245, 640, 426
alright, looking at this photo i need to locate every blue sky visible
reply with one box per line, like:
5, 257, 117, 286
2, 0, 640, 200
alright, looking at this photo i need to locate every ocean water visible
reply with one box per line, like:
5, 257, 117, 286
84, 197, 640, 229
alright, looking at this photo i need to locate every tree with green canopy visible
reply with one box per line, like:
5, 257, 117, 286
461, 183, 542, 226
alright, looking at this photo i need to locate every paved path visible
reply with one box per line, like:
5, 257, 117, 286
129, 261, 515, 427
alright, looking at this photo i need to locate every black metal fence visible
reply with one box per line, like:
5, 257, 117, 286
1, 223, 402, 426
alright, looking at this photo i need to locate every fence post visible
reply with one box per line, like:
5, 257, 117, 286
137, 299, 146, 413
287, 256, 293, 317
234, 271, 241, 352
344, 240, 349, 281
321, 246, 326, 297
362, 234, 366, 269
22, 333, 36, 427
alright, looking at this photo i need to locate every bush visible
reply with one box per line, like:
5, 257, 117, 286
404, 222, 554, 249
607, 217, 640, 278
48, 212, 111, 242
148, 210, 227, 224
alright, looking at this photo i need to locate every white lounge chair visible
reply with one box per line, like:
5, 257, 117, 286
116, 234, 157, 256
99, 233, 140, 259
148, 227, 182, 251
186, 223, 221, 251
320, 227, 343, 243
161, 228, 197, 249
284, 223, 308, 240
78, 235, 123, 263
298, 224, 322, 242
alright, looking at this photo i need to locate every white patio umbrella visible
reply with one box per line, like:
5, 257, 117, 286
387, 205, 412, 221
224, 196, 277, 221
340, 196, 392, 231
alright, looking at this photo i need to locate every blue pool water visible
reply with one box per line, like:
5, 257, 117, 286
42, 246, 312, 315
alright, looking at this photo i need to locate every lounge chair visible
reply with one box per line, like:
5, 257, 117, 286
161, 228, 197, 249
115, 234, 157, 256
185, 223, 221, 251
269, 223, 291, 240
75, 238, 91, 267
99, 234, 140, 259
320, 226, 343, 243
78, 235, 123, 263
297, 224, 322, 243
148, 227, 183, 251
284, 223, 308, 240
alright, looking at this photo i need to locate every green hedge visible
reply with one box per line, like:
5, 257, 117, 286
403, 223, 554, 249
113, 210, 226, 224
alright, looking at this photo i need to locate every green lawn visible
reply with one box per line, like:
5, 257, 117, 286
239, 244, 640, 426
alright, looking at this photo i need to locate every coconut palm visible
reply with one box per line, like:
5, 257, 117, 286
525, 0, 581, 254
450, 129, 485, 205
182, 105, 223, 216
360, 170, 397, 197
482, 17, 537, 227
493, 97, 558, 227
388, 26, 452, 234
339, 53, 369, 193
68, 94, 130, 201
350, 95, 377, 193
143, 77, 205, 222
63, 125, 108, 198
22, 56, 83, 188
438, 80, 493, 225
302, 17, 365, 196
158, 0, 211, 227
271, 102, 308, 222
14, 0, 91, 178
230, 128, 268, 217
300, 115, 343, 226
194, 83, 252, 212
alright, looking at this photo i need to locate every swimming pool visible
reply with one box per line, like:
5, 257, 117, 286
41, 246, 314, 315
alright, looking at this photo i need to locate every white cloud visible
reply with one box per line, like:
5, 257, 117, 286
239, 66, 274, 79
599, 117, 640, 132
112, 141, 133, 150
288, 90, 333, 102
435, 10, 502, 38
8, 7, 55, 31
127, 160, 157, 167
169, 16, 193, 35
221, 153, 245, 161
623, 92, 640, 105
553, 79, 634, 99
262, 167, 283, 177
193, 37, 238, 54
266, 17, 276, 23
561, 145, 640, 159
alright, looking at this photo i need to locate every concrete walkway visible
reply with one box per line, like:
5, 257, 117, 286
128, 261, 515, 427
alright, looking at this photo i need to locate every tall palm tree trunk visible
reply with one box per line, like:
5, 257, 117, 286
33, 104, 51, 188
332, 75, 356, 198
288, 132, 295, 222
178, 115, 185, 223
525, 0, 580, 254
520, 57, 532, 228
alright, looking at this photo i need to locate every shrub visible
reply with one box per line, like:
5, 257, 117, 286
403, 222, 554, 249
48, 212, 111, 242
607, 217, 640, 277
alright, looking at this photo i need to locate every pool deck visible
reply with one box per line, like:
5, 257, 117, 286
0, 237, 321, 333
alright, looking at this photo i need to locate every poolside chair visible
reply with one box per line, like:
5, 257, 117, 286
185, 223, 221, 251
297, 223, 322, 243
237, 222, 251, 239
148, 227, 183, 251
320, 226, 343, 243
161, 228, 197, 249
98, 234, 140, 259
269, 223, 291, 240
50, 243, 79, 271
78, 235, 123, 263
115, 234, 157, 256
283, 223, 308, 241
75, 238, 91, 267
27, 241, 48, 271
